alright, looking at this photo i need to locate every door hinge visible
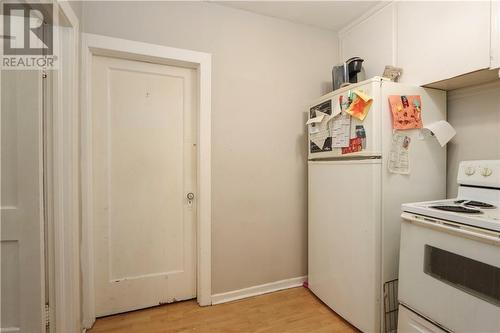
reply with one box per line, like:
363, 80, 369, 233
44, 303, 50, 327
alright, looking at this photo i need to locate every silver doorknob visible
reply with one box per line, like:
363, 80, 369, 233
187, 192, 195, 200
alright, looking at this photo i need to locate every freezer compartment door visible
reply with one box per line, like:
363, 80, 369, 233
308, 79, 382, 160
308, 159, 382, 333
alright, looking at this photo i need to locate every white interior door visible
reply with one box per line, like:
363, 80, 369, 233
1, 70, 45, 332
91, 55, 197, 316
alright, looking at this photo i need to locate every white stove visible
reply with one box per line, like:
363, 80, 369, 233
403, 160, 500, 233
397, 160, 500, 333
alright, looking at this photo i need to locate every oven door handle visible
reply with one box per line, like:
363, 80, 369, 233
401, 212, 500, 246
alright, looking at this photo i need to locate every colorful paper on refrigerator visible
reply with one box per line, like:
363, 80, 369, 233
346, 90, 373, 121
339, 93, 351, 112
341, 137, 363, 154
388, 95, 423, 130
355, 125, 366, 149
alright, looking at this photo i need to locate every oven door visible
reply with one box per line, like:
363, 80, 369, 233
398, 213, 500, 333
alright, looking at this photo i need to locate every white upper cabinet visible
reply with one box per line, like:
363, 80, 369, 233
397, 1, 491, 86
339, 2, 498, 89
491, 2, 500, 69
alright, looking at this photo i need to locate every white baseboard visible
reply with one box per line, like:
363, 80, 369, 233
1, 328, 20, 333
211, 276, 307, 305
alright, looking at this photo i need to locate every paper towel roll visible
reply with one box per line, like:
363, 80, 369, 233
424, 120, 456, 147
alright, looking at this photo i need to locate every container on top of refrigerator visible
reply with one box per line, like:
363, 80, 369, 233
332, 57, 366, 91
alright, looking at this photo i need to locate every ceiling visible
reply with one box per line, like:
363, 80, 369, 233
215, 1, 381, 31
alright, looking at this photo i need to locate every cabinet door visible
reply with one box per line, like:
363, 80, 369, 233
492, 1, 500, 68
397, 1, 491, 86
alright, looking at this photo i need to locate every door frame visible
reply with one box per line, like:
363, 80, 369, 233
48, 1, 81, 332
0, 2, 80, 332
80, 33, 212, 328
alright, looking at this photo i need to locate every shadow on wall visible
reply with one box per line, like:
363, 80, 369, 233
446, 81, 500, 197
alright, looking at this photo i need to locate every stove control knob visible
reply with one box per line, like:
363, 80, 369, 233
480, 167, 493, 177
465, 166, 475, 176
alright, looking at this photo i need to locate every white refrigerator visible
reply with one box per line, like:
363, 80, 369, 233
307, 77, 446, 333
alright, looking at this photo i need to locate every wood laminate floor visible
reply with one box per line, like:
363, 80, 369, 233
87, 287, 359, 333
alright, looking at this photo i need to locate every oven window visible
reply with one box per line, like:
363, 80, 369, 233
424, 245, 500, 306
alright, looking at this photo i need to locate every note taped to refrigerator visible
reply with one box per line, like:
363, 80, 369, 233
306, 113, 324, 134
309, 111, 332, 150
388, 95, 423, 130
332, 97, 342, 118
388, 131, 411, 174
341, 137, 363, 154
331, 113, 351, 148
355, 125, 366, 149
346, 90, 373, 121
339, 93, 351, 112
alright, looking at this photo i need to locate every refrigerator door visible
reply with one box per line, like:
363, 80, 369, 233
379, 82, 446, 285
308, 77, 383, 160
308, 159, 382, 333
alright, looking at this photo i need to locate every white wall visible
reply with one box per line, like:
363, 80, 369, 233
67, 1, 82, 21
80, 1, 338, 294
447, 82, 500, 196
339, 3, 395, 79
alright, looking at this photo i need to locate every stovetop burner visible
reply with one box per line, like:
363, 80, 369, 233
430, 205, 483, 214
454, 200, 496, 209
